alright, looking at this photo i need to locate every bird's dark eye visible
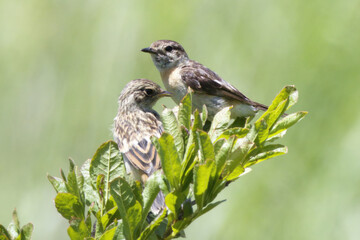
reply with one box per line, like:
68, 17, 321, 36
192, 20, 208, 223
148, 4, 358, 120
144, 88, 155, 96
165, 46, 173, 52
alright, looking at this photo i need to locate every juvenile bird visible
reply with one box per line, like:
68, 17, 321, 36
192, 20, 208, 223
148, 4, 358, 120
142, 40, 270, 119
113, 79, 170, 214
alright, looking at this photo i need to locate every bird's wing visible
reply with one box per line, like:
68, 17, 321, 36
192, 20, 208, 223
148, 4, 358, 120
180, 61, 267, 110
124, 137, 161, 176
115, 113, 162, 177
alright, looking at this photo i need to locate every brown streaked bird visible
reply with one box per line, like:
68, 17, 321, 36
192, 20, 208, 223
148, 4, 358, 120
141, 40, 270, 119
113, 79, 170, 214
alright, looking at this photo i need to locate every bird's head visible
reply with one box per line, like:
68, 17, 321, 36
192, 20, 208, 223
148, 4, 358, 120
141, 40, 189, 71
118, 79, 171, 110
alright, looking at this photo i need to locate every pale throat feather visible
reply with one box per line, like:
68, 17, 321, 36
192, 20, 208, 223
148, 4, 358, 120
160, 67, 187, 104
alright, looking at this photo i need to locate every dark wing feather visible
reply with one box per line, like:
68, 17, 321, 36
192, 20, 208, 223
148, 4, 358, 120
180, 61, 268, 110
124, 138, 160, 176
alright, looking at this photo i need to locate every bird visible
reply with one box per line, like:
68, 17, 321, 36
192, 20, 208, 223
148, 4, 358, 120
113, 78, 171, 214
141, 40, 270, 119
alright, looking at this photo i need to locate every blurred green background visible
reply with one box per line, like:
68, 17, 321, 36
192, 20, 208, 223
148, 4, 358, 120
1, 0, 360, 239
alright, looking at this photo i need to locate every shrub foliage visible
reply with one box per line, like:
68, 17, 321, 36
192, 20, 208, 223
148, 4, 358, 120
43, 86, 305, 240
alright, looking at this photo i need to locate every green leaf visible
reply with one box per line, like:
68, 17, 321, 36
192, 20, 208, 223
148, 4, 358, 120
90, 140, 124, 203
47, 174, 67, 193
96, 174, 105, 200
178, 91, 192, 130
66, 169, 82, 200
214, 138, 233, 178
80, 159, 100, 208
99, 226, 117, 240
152, 133, 181, 190
201, 104, 208, 126
100, 207, 119, 230
94, 211, 105, 238
60, 168, 67, 181
142, 172, 161, 220
196, 130, 215, 163
192, 109, 203, 130
225, 164, 245, 181
55, 193, 84, 220
69, 158, 76, 172
255, 86, 298, 144
0, 224, 11, 240
222, 138, 253, 179
180, 125, 189, 147
171, 218, 192, 237
165, 191, 186, 218
194, 160, 215, 209
19, 223, 33, 240
130, 180, 143, 207
112, 223, 125, 240
138, 210, 167, 240
208, 107, 232, 142
266, 85, 297, 113
246, 144, 288, 167
8, 209, 20, 239
180, 141, 196, 188
161, 107, 184, 158
67, 220, 90, 240
269, 111, 308, 138
197, 200, 226, 218
126, 202, 142, 239
110, 178, 142, 240
215, 127, 249, 142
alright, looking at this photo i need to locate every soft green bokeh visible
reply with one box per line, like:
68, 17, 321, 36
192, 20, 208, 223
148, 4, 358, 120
1, 0, 359, 239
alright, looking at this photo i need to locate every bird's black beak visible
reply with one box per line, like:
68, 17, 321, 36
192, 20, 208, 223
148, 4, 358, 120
158, 90, 172, 97
141, 47, 157, 54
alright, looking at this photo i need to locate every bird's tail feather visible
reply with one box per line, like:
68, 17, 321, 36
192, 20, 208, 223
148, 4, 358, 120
254, 102, 268, 111
254, 101, 288, 117
150, 190, 165, 215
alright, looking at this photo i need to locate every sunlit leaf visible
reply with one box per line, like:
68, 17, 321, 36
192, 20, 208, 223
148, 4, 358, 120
90, 141, 124, 203
47, 174, 67, 193
216, 127, 249, 142
165, 191, 186, 218
152, 133, 181, 190
246, 144, 288, 167
208, 107, 232, 142
222, 139, 253, 179
269, 111, 308, 138
112, 223, 125, 240
142, 172, 161, 219
80, 159, 100, 208
255, 86, 298, 144
194, 160, 215, 209
201, 104, 208, 126
67, 220, 90, 240
100, 207, 119, 230
55, 193, 84, 220
7, 209, 20, 239
98, 226, 117, 240
192, 109, 202, 131
19, 223, 33, 240
214, 138, 233, 178
161, 107, 184, 158
110, 177, 142, 240
0, 224, 11, 240
178, 91, 192, 130
138, 210, 167, 240
196, 130, 215, 163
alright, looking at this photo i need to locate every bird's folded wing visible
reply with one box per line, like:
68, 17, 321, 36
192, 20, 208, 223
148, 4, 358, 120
180, 63, 258, 106
124, 138, 161, 176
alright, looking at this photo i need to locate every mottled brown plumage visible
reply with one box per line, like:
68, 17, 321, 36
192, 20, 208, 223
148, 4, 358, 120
113, 79, 170, 214
142, 40, 270, 119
